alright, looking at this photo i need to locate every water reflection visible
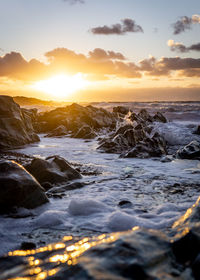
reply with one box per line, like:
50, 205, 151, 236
5, 227, 139, 280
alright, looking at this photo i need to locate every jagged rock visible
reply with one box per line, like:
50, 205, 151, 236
113, 106, 130, 115
38, 103, 116, 133
175, 140, 200, 160
0, 95, 40, 149
0, 160, 48, 213
98, 124, 167, 158
72, 125, 97, 139
153, 112, 167, 123
45, 125, 68, 137
193, 125, 200, 135
25, 155, 82, 185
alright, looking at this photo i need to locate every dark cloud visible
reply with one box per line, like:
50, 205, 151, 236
90, 18, 143, 35
168, 40, 200, 53
139, 56, 200, 77
172, 14, 200, 35
88, 48, 125, 60
0, 52, 46, 80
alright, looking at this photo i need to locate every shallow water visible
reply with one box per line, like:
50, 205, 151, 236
0, 102, 200, 256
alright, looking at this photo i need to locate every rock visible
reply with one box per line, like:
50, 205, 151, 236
3, 197, 200, 279
72, 125, 97, 139
20, 242, 36, 250
153, 112, 167, 123
175, 140, 200, 160
0, 160, 48, 213
193, 125, 200, 135
160, 155, 172, 162
45, 125, 68, 137
98, 124, 167, 158
38, 103, 116, 134
0, 95, 40, 149
137, 109, 154, 123
25, 155, 82, 185
113, 106, 130, 115
118, 200, 132, 208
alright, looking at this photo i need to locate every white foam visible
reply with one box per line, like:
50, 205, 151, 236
68, 199, 108, 216
33, 210, 65, 227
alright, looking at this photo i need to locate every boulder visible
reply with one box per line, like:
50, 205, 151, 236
175, 140, 200, 160
25, 155, 82, 185
0, 160, 48, 213
0, 95, 39, 149
38, 103, 117, 134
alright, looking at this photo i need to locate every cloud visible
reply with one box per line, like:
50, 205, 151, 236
0, 52, 47, 80
168, 39, 200, 53
88, 48, 125, 60
63, 0, 85, 4
90, 18, 143, 35
172, 14, 200, 35
1, 49, 200, 82
139, 56, 200, 77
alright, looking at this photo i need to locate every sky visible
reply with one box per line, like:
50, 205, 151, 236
0, 0, 200, 101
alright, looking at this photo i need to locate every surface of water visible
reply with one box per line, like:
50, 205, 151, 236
0, 101, 200, 256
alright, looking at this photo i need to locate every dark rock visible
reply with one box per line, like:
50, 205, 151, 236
153, 112, 167, 123
175, 140, 200, 160
38, 103, 116, 133
0, 95, 40, 149
45, 125, 68, 137
193, 125, 200, 135
25, 155, 82, 185
114, 124, 134, 137
118, 200, 132, 208
41, 182, 53, 191
0, 160, 48, 213
20, 242, 36, 250
137, 109, 153, 123
72, 125, 97, 139
113, 106, 130, 115
172, 229, 200, 265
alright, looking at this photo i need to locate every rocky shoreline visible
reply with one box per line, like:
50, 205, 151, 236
0, 95, 200, 279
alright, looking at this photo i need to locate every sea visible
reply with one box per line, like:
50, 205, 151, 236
0, 101, 200, 257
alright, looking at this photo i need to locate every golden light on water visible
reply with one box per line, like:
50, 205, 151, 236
6, 227, 140, 280
31, 73, 90, 99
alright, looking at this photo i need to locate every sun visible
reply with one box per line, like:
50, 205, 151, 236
31, 73, 89, 99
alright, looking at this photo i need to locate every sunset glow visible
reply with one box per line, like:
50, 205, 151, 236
31, 73, 89, 99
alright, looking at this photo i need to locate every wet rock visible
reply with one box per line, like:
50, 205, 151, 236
193, 125, 200, 135
20, 242, 36, 250
72, 125, 97, 139
45, 125, 68, 137
113, 106, 130, 115
0, 160, 48, 213
3, 197, 200, 279
160, 155, 172, 162
153, 112, 167, 123
41, 182, 53, 191
175, 140, 200, 160
0, 95, 40, 149
25, 155, 82, 185
114, 124, 134, 137
118, 200, 132, 208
